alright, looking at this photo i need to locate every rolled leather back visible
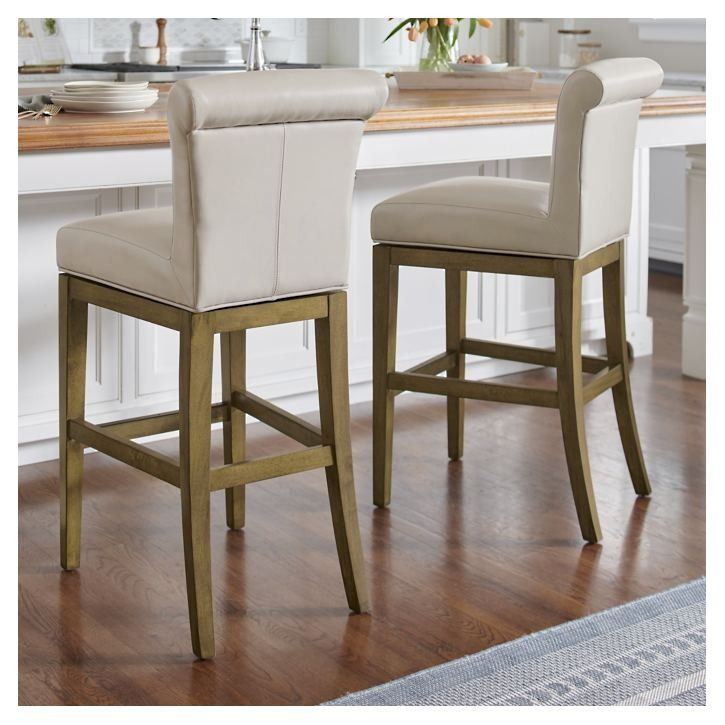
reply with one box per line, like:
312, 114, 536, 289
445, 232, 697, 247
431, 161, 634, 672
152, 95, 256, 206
548, 58, 663, 256
167, 69, 388, 310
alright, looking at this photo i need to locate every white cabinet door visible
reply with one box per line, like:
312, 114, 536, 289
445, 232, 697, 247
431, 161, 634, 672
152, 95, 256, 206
361, 19, 417, 68
18, 189, 122, 445
351, 162, 489, 381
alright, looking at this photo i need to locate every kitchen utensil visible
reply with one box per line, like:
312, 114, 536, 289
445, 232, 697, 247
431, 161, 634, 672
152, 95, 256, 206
156, 18, 168, 65
37, 103, 62, 118
20, 103, 62, 120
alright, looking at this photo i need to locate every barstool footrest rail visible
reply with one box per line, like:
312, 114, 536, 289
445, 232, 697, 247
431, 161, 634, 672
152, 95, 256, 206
68, 392, 330, 491
389, 336, 624, 408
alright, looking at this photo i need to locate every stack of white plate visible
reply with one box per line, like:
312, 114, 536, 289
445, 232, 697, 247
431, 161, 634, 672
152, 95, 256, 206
50, 81, 159, 114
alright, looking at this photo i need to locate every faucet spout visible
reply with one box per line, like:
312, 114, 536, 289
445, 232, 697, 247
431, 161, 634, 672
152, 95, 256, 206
246, 18, 268, 71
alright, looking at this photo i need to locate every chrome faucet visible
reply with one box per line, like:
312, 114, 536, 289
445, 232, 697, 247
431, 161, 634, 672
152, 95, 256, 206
246, 18, 268, 71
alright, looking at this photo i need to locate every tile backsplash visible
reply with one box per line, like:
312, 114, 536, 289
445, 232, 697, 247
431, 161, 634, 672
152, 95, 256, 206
59, 18, 318, 63
92, 18, 242, 49
25, 18, 505, 69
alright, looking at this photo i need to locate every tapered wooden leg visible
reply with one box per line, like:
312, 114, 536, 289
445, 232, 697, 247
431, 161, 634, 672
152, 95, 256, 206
372, 244, 399, 507
59, 275, 88, 571
179, 312, 215, 659
445, 270, 467, 460
315, 292, 369, 612
602, 241, 651, 496
220, 330, 246, 529
554, 260, 602, 544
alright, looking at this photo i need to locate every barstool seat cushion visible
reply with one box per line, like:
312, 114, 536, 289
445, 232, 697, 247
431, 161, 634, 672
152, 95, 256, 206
57, 201, 355, 310
371, 176, 587, 259
56, 207, 195, 308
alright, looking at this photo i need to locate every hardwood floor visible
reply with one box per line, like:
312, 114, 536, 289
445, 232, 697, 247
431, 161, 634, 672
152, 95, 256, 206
18, 271, 705, 705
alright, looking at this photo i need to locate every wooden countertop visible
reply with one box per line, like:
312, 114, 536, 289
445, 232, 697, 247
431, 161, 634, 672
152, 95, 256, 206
18, 81, 706, 152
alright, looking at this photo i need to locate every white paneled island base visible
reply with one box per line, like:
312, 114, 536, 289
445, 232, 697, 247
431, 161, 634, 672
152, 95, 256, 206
18, 86, 705, 464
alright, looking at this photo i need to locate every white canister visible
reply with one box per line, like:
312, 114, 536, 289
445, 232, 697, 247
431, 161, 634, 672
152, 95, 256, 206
577, 42, 602, 66
557, 29, 591, 68
137, 46, 160, 64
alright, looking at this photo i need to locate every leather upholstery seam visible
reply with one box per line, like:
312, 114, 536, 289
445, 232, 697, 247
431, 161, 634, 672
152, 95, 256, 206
371, 239, 580, 259
169, 260, 191, 307
378, 200, 549, 220
61, 226, 172, 260
271, 124, 286, 297
186, 131, 198, 307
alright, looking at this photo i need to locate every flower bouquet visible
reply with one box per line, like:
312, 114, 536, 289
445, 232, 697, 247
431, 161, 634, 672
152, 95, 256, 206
385, 17, 494, 72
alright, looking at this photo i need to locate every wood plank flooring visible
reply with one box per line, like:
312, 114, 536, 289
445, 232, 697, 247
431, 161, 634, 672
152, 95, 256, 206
18, 272, 705, 705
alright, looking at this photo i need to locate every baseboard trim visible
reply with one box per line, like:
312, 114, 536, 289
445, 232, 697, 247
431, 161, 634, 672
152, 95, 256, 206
649, 258, 683, 276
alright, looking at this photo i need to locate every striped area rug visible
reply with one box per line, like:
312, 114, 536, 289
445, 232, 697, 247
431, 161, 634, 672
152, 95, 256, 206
327, 578, 705, 706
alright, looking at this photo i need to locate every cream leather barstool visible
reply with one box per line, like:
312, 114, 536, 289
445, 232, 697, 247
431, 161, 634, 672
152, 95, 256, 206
371, 58, 663, 544
56, 69, 388, 659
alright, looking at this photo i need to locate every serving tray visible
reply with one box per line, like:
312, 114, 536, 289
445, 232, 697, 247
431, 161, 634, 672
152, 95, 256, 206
393, 68, 538, 91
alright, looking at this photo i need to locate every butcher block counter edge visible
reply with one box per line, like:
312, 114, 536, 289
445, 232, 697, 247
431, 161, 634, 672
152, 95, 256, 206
19, 82, 706, 152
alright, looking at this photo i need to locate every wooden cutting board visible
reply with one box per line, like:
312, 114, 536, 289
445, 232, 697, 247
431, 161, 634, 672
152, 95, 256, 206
393, 68, 538, 91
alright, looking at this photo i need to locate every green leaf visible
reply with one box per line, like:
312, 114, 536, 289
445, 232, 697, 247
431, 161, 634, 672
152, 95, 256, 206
469, 18, 477, 38
384, 18, 413, 42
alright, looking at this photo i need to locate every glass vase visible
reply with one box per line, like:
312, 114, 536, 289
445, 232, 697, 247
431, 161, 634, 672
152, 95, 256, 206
419, 24, 459, 72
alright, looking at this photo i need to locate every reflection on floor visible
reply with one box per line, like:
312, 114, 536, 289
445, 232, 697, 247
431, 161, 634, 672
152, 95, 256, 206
19, 272, 704, 705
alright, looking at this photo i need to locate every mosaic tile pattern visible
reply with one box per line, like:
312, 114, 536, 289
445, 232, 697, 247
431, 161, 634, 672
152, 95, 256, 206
90, 18, 297, 50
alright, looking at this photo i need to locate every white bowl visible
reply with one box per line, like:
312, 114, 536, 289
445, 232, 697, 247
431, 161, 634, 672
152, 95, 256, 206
240, 36, 295, 64
450, 62, 509, 73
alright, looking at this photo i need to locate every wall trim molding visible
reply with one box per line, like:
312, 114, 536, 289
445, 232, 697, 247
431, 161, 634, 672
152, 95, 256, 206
630, 19, 705, 44
650, 222, 685, 264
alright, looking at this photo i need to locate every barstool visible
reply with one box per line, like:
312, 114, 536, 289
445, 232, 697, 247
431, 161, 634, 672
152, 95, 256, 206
57, 69, 388, 658
370, 58, 663, 544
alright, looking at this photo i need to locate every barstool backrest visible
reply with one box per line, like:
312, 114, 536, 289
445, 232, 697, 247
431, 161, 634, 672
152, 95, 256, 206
168, 69, 388, 310
548, 58, 663, 256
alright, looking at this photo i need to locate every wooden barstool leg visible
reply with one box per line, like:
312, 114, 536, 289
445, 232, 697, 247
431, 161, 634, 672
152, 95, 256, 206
59, 275, 88, 571
179, 312, 215, 659
445, 270, 467, 460
602, 241, 651, 496
554, 260, 603, 544
315, 292, 369, 612
372, 244, 399, 507
221, 330, 246, 529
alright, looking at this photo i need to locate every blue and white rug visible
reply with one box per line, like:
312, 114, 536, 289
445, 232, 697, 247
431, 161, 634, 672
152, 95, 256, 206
327, 578, 705, 706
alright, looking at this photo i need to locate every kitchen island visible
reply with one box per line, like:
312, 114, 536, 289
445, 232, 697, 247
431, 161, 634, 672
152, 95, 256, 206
18, 81, 706, 463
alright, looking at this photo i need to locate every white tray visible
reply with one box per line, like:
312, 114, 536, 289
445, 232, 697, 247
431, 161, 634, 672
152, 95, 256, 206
393, 68, 538, 91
